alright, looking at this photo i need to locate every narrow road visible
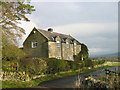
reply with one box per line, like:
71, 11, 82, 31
38, 66, 119, 88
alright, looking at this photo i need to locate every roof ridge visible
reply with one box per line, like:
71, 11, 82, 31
37, 28, 80, 44
38, 29, 69, 36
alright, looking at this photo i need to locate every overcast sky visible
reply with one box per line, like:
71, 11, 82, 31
19, 1, 118, 57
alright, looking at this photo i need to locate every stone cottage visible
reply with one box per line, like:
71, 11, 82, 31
23, 27, 81, 61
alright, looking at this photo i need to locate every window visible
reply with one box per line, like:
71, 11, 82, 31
31, 41, 37, 48
33, 30, 36, 34
62, 38, 66, 42
52, 37, 55, 41
74, 42, 76, 48
66, 42, 69, 48
52, 37, 56, 41
68, 56, 73, 60
56, 56, 61, 59
70, 40, 73, 43
56, 41, 61, 47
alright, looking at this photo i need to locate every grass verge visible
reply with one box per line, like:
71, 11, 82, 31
2, 65, 117, 88
80, 65, 114, 74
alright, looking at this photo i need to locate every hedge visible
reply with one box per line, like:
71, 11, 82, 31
2, 58, 81, 77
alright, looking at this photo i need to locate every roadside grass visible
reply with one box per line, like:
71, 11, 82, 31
2, 65, 118, 88
2, 71, 78, 88
80, 65, 114, 74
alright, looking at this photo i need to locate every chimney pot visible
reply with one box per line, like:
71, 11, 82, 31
48, 28, 53, 32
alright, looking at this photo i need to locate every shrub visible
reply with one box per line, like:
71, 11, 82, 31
34, 58, 48, 75
68, 61, 80, 70
2, 60, 19, 72
56, 59, 70, 72
19, 58, 47, 77
84, 58, 94, 67
2, 45, 26, 61
45, 58, 59, 74
3, 58, 81, 79
45, 58, 70, 74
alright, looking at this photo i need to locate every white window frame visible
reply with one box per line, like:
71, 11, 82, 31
70, 40, 73, 43
74, 42, 76, 48
68, 56, 73, 60
62, 38, 65, 42
66, 41, 69, 48
56, 56, 61, 59
52, 37, 55, 41
56, 41, 61, 47
31, 41, 37, 48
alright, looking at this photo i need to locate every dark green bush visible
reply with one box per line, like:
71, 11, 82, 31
2, 60, 19, 72
19, 58, 47, 77
3, 58, 81, 77
68, 61, 80, 70
19, 58, 36, 77
56, 59, 70, 72
45, 58, 70, 74
84, 58, 94, 67
2, 45, 26, 61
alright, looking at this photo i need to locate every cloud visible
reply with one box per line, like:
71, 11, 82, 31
17, 2, 118, 57
52, 22, 117, 37
89, 48, 117, 56
17, 21, 118, 56
52, 22, 118, 56
28, 2, 117, 29
31, 0, 119, 2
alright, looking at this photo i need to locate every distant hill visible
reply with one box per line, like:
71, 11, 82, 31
90, 52, 119, 58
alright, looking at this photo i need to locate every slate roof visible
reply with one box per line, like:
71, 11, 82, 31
38, 29, 81, 45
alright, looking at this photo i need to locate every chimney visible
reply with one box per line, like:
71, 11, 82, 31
48, 28, 53, 32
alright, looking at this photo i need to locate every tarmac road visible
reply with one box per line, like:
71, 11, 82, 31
38, 66, 119, 88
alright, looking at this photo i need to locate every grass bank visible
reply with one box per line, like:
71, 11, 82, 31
2, 65, 117, 88
2, 71, 77, 88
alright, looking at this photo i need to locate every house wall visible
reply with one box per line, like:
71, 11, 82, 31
73, 41, 81, 56
23, 28, 48, 58
76, 45, 81, 55
48, 39, 81, 61
48, 36, 62, 59
62, 42, 74, 61
23, 28, 81, 61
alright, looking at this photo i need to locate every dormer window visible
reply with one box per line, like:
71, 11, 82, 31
56, 41, 60, 47
66, 41, 69, 48
62, 38, 66, 42
31, 41, 37, 48
52, 37, 55, 41
70, 40, 73, 43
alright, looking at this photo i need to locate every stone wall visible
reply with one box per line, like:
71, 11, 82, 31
48, 38, 81, 61
76, 45, 81, 55
62, 43, 74, 60
23, 28, 48, 58
23, 28, 81, 61
48, 36, 62, 59
0, 72, 30, 81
